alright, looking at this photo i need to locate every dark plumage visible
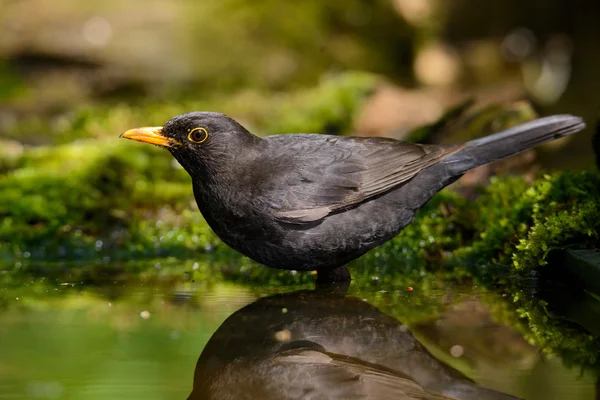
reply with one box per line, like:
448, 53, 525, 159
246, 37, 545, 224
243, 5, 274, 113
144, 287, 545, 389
121, 112, 585, 280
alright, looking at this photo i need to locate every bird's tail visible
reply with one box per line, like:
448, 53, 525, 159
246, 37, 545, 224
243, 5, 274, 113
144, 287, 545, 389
397, 115, 585, 211
441, 115, 586, 176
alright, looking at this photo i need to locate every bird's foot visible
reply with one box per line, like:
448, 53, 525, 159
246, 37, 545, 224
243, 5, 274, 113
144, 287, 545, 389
317, 265, 351, 283
315, 266, 351, 294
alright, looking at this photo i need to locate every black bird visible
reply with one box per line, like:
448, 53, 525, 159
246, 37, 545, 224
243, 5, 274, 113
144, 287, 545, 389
187, 289, 521, 400
121, 112, 585, 281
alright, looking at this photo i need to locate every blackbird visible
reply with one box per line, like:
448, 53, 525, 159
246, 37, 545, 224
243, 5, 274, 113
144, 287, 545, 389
121, 112, 585, 281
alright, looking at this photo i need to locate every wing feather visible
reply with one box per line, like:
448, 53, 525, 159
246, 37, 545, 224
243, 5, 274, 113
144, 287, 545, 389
261, 134, 461, 224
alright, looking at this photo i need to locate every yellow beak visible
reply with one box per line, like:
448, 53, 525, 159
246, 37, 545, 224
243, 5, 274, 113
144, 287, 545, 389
120, 127, 181, 148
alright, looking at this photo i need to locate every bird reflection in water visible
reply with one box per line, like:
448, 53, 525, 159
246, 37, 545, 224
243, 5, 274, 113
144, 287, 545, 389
188, 283, 520, 400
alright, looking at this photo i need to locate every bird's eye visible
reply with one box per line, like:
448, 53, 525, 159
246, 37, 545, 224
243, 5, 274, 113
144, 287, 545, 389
188, 127, 209, 144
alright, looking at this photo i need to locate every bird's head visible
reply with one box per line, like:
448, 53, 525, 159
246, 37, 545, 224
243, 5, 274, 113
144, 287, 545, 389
121, 112, 259, 178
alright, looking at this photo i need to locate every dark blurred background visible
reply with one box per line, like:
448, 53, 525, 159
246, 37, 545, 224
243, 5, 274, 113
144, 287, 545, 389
1, 0, 599, 167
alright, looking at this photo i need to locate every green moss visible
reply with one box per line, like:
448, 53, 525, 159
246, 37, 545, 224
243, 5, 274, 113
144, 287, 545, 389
451, 176, 533, 271
433, 171, 600, 275
340, 169, 600, 291
513, 172, 600, 270
352, 190, 472, 282
0, 139, 217, 262
463, 172, 600, 368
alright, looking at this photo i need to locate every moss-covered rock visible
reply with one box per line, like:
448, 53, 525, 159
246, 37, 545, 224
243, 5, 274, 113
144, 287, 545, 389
513, 172, 600, 269
0, 139, 218, 262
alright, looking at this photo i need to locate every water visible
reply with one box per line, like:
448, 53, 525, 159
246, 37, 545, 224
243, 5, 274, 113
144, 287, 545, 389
0, 263, 598, 400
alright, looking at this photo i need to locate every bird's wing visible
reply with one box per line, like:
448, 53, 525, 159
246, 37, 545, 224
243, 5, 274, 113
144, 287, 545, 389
261, 135, 461, 224
275, 348, 458, 400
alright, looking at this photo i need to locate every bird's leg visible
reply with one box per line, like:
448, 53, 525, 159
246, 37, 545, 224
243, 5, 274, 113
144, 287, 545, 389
316, 266, 351, 284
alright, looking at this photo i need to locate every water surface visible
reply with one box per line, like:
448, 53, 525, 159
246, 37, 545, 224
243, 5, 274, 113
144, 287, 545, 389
0, 262, 598, 400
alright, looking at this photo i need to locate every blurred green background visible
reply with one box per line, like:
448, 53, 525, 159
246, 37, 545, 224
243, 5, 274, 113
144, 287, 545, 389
1, 0, 599, 159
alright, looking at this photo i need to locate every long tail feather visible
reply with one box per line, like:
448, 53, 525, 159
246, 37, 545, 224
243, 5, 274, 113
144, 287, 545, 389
397, 115, 586, 211
441, 115, 586, 175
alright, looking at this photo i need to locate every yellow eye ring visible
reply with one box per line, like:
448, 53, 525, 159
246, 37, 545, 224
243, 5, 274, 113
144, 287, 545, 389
188, 127, 209, 143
